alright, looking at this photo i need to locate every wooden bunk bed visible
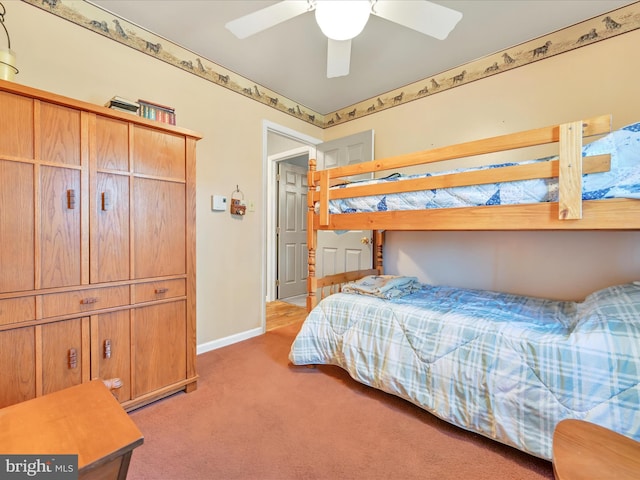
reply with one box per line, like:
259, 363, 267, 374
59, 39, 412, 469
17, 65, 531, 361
291, 115, 640, 461
305, 114, 640, 310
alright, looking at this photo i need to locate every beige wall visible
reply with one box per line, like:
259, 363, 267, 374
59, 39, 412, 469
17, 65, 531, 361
327, 29, 640, 300
8, 2, 640, 352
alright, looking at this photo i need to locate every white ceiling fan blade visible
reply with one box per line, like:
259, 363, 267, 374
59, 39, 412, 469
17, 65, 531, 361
225, 1, 312, 39
327, 38, 351, 78
372, 0, 462, 40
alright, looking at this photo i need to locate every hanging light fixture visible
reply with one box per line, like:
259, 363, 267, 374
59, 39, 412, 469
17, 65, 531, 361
314, 0, 371, 41
0, 1, 18, 81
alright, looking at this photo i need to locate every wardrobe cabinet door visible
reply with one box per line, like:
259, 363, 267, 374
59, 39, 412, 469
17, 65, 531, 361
133, 178, 186, 278
133, 126, 185, 179
95, 116, 129, 172
0, 91, 34, 159
94, 311, 131, 403
93, 115, 130, 284
133, 301, 186, 397
41, 318, 87, 395
0, 160, 35, 293
39, 102, 81, 167
0, 326, 36, 408
92, 173, 130, 283
39, 166, 82, 289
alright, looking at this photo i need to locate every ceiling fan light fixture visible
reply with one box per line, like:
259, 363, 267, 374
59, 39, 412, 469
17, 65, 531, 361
315, 0, 371, 41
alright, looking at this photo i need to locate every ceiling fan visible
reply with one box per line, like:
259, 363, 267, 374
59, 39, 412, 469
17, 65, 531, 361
225, 0, 463, 78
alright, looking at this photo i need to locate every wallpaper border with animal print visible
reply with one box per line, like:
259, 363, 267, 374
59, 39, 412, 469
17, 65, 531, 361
24, 0, 640, 129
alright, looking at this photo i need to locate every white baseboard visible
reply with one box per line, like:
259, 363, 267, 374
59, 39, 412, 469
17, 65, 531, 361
197, 327, 264, 355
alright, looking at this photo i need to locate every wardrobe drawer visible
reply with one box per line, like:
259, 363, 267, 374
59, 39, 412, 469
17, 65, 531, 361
42, 286, 129, 318
0, 297, 36, 326
134, 279, 185, 304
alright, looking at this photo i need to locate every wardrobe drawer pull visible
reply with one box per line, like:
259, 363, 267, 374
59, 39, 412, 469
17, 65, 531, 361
155, 288, 169, 294
80, 297, 98, 305
104, 339, 112, 359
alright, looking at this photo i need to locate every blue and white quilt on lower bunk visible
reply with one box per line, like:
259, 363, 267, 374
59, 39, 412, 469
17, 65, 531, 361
288, 278, 640, 460
328, 122, 640, 214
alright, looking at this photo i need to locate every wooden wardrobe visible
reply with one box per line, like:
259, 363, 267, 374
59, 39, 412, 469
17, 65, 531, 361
0, 79, 201, 411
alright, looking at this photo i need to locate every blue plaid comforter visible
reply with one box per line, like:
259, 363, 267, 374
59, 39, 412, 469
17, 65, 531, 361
289, 282, 640, 460
329, 122, 640, 213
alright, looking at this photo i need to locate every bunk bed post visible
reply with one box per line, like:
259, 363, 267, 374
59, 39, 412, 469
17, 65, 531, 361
374, 230, 384, 274
558, 120, 584, 219
307, 159, 318, 312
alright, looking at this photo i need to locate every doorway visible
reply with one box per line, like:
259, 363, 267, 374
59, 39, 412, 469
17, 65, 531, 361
262, 121, 375, 331
263, 121, 320, 320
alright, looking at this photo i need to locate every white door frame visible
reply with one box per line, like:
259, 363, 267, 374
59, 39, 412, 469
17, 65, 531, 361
261, 121, 320, 326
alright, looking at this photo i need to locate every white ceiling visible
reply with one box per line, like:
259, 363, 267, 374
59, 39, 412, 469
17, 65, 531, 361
90, 0, 635, 114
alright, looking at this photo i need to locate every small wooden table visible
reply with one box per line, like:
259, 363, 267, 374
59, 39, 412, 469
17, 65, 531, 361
553, 419, 640, 480
0, 380, 144, 480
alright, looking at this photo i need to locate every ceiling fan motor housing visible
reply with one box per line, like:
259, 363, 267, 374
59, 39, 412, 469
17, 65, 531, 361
314, 0, 371, 41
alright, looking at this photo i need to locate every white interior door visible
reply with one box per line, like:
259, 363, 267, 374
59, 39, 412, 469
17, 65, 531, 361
277, 162, 308, 298
315, 130, 375, 279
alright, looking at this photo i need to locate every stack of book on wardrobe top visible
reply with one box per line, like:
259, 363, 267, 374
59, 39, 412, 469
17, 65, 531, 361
138, 99, 176, 125
105, 96, 140, 115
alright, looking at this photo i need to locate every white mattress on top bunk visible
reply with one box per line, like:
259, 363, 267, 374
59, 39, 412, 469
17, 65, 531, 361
328, 122, 640, 214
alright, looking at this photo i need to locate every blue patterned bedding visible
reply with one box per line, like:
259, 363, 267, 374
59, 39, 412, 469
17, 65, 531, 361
289, 281, 640, 460
328, 122, 640, 214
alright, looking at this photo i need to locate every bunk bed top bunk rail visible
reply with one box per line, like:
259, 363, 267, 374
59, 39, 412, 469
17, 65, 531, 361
308, 114, 640, 231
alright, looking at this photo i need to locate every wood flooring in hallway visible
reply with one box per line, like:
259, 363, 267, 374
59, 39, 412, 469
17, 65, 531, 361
266, 300, 308, 331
